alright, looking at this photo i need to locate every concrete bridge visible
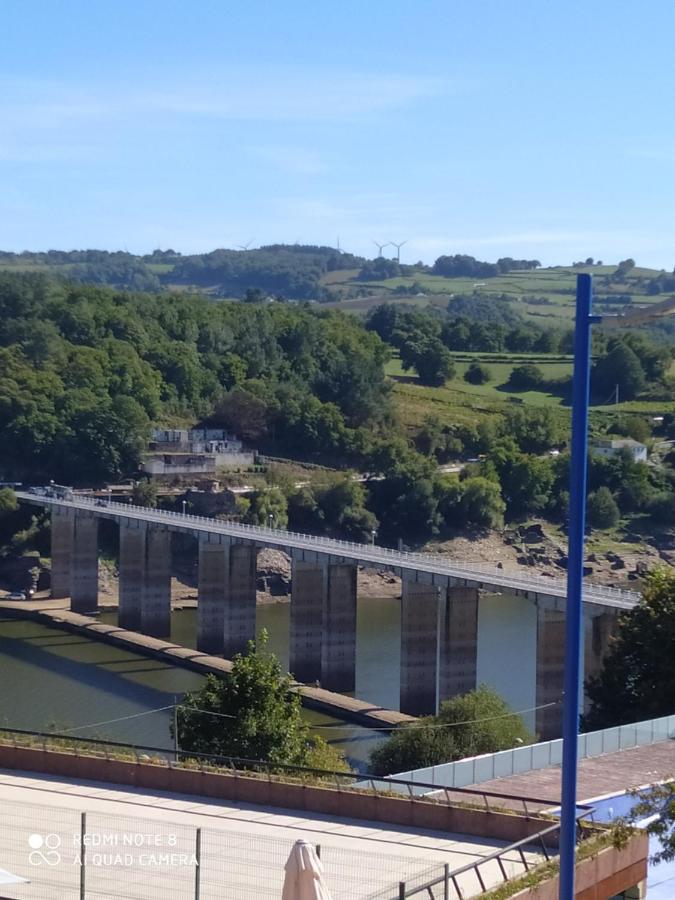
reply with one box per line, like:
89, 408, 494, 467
17, 492, 639, 737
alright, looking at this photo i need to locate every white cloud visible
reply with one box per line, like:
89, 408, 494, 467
249, 146, 328, 176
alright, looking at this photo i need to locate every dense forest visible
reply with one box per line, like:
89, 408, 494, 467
2, 269, 675, 548
0, 272, 389, 484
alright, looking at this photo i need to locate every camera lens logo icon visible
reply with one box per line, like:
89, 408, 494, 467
28, 834, 61, 866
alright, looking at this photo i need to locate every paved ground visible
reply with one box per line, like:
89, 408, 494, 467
0, 769, 543, 900
465, 741, 675, 804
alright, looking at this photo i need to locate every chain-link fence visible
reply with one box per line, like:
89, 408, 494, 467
0, 797, 448, 900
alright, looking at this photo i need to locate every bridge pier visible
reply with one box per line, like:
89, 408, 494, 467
118, 523, 172, 637
197, 537, 229, 655
440, 586, 479, 703
321, 564, 357, 692
584, 604, 620, 709
118, 523, 146, 631
400, 580, 441, 716
290, 560, 325, 683
223, 544, 258, 658
535, 603, 565, 739
141, 527, 172, 638
71, 512, 99, 613
50, 507, 74, 600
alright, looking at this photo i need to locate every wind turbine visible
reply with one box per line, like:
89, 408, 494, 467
237, 241, 253, 251
373, 240, 389, 258
390, 240, 408, 263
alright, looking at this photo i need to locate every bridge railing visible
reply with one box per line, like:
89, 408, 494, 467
23, 491, 640, 604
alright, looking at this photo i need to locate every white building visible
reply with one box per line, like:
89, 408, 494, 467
592, 438, 647, 463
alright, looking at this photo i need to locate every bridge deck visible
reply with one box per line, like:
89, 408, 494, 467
17, 492, 639, 610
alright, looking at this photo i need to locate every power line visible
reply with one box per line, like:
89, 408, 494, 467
57, 697, 561, 738
60, 706, 175, 734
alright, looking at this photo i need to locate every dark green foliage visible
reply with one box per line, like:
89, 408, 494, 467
506, 408, 563, 454
490, 444, 554, 519
288, 477, 378, 543
464, 361, 491, 384
131, 479, 158, 508
175, 632, 346, 769
0, 273, 390, 484
508, 363, 544, 391
369, 685, 534, 775
586, 486, 620, 529
648, 491, 675, 524
438, 475, 505, 529
613, 415, 651, 444
170, 244, 363, 299
400, 335, 455, 386
357, 257, 401, 281
584, 568, 675, 730
246, 487, 289, 528
593, 341, 646, 401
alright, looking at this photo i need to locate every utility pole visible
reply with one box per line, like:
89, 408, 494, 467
173, 696, 179, 762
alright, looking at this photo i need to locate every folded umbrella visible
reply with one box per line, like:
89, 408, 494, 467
282, 839, 332, 900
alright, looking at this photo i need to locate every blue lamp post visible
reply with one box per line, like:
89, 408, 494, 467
559, 274, 600, 899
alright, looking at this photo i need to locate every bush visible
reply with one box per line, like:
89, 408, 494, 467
507, 364, 544, 391
464, 361, 491, 385
586, 486, 620, 529
369, 686, 533, 775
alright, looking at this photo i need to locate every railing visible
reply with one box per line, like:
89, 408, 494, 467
18, 490, 640, 607
0, 726, 568, 817
387, 817, 596, 899
0, 725, 601, 899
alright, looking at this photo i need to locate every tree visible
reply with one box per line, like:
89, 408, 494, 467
369, 685, 534, 775
459, 477, 505, 529
584, 568, 675, 730
593, 342, 646, 401
131, 479, 158, 508
507, 364, 544, 391
629, 782, 675, 863
400, 336, 455, 386
0, 488, 18, 516
649, 491, 675, 524
247, 487, 289, 528
175, 632, 347, 769
464, 361, 491, 385
586, 486, 620, 529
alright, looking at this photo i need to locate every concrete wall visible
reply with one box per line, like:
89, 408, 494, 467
383, 713, 675, 791
0, 742, 555, 845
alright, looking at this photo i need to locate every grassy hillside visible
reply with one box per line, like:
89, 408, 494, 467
323, 264, 669, 327
385, 350, 675, 436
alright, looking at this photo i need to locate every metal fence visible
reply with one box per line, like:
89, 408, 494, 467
0, 797, 464, 900
371, 819, 593, 900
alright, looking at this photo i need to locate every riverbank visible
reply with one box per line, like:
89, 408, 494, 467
0, 599, 414, 732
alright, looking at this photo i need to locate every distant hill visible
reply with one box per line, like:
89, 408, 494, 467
0, 245, 364, 300
0, 248, 670, 323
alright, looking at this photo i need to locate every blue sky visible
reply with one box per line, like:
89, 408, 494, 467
1, 0, 674, 267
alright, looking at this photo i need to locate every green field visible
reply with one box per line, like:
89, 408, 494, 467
385, 351, 675, 434
323, 264, 667, 328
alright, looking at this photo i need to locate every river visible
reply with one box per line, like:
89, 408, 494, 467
0, 591, 538, 772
